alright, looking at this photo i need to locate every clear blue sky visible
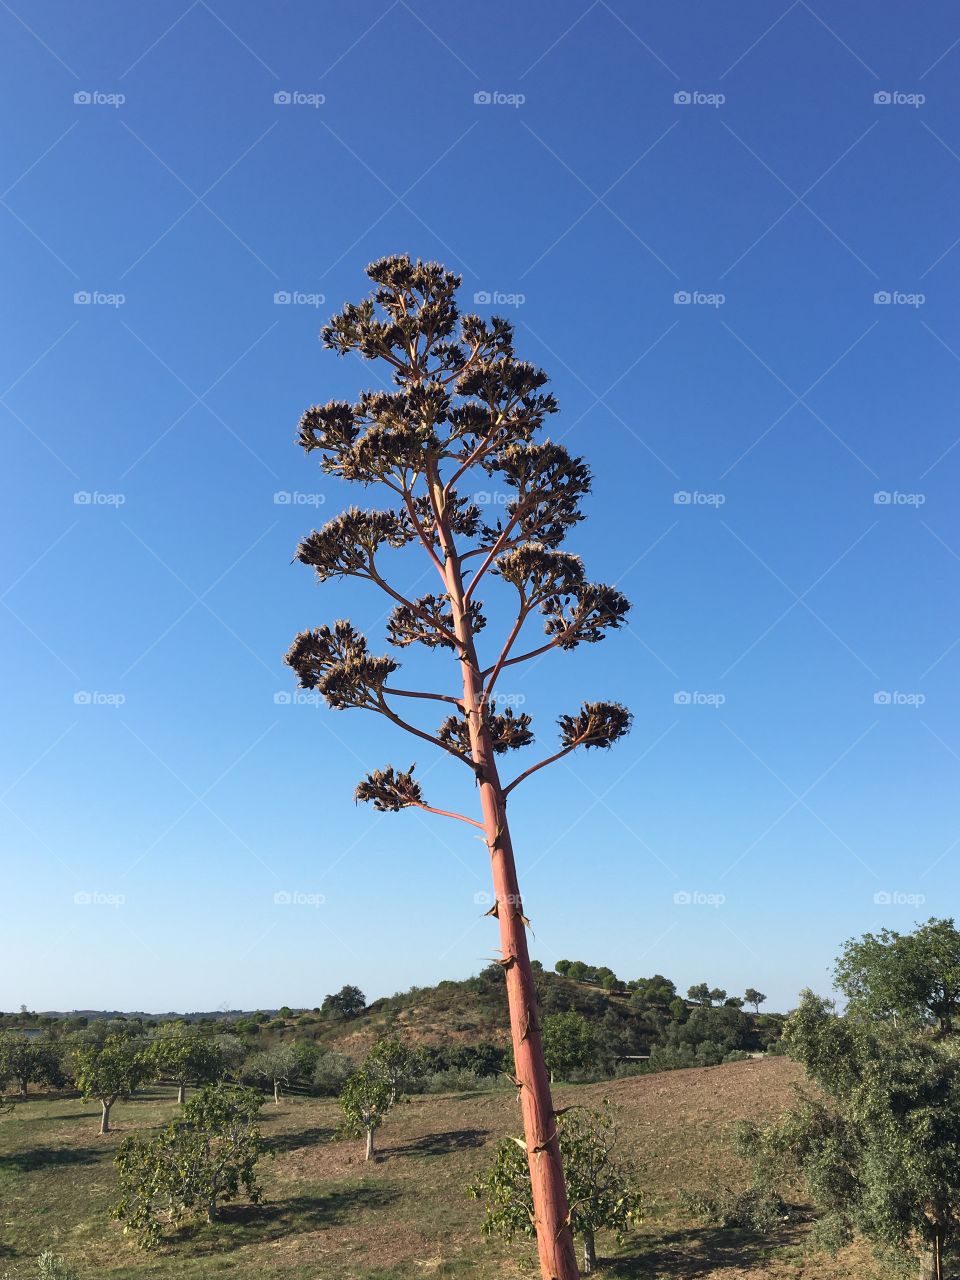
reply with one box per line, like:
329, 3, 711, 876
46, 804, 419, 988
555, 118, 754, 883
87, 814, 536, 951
2, 2, 958, 1015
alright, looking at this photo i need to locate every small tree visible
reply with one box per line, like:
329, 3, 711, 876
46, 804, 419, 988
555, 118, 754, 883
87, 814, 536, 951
285, 255, 633, 1280
835, 917, 960, 1035
541, 1013, 597, 1082
0, 1032, 64, 1099
686, 983, 711, 1006
72, 1034, 149, 1134
147, 1024, 224, 1104
113, 1083, 263, 1247
367, 1036, 421, 1105
744, 988, 766, 1014
245, 1042, 297, 1104
470, 1104, 643, 1273
321, 985, 366, 1020
740, 990, 960, 1280
340, 1060, 393, 1160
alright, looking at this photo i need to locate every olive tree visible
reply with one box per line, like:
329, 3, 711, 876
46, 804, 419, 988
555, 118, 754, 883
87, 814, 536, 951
470, 1104, 643, 1273
541, 1012, 597, 1082
340, 1059, 393, 1160
244, 1042, 297, 1104
835, 917, 960, 1035
0, 1032, 64, 1099
147, 1023, 224, 1104
72, 1034, 150, 1134
740, 990, 960, 1280
744, 988, 766, 1014
113, 1083, 263, 1247
284, 254, 632, 1280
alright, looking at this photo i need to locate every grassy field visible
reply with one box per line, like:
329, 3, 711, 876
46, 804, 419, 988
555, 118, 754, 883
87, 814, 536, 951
0, 1058, 883, 1279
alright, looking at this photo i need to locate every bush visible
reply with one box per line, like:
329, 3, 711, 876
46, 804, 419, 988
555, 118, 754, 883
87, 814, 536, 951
3, 1251, 79, 1280
679, 1182, 792, 1232
420, 1068, 491, 1093
312, 1051, 353, 1096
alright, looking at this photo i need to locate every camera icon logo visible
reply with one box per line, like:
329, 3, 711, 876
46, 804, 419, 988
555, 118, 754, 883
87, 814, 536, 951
873, 291, 891, 304
673, 690, 691, 704
473, 890, 492, 906
274, 290, 291, 304
873, 890, 892, 904
673, 890, 692, 905
674, 91, 691, 105
874, 91, 892, 105
473, 290, 491, 304
74, 291, 91, 305
474, 91, 492, 105
74, 91, 92, 105
673, 290, 691, 304
273, 890, 292, 905
274, 91, 292, 105
874, 691, 892, 705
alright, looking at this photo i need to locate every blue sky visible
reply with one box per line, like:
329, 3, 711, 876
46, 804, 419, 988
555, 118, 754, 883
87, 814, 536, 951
2, 2, 959, 1014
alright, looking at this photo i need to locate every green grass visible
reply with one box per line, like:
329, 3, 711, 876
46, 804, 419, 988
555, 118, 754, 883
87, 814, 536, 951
0, 1063, 885, 1279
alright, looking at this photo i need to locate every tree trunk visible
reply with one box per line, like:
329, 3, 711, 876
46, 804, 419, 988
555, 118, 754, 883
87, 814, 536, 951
582, 1231, 597, 1274
17, 1076, 27, 1100
177, 1082, 186, 1105
274, 1079, 280, 1105
919, 1229, 945, 1280
207, 1198, 217, 1223
437, 493, 580, 1280
365, 1127, 374, 1161
100, 1098, 112, 1134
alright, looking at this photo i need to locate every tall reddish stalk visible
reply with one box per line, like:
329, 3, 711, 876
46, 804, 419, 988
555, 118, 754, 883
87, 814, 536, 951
285, 256, 633, 1280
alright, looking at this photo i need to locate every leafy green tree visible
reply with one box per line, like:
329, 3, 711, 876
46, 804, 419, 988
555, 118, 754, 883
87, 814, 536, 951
72, 1034, 150, 1134
629, 975, 677, 1008
285, 255, 633, 1280
147, 1024, 224, 1104
469, 1104, 643, 1273
744, 988, 766, 1014
541, 1013, 597, 1082
321, 985, 366, 1020
687, 983, 711, 1006
0, 1032, 64, 1099
211, 1033, 247, 1078
835, 918, 960, 1035
367, 1037, 422, 1105
708, 987, 727, 1006
340, 1060, 393, 1160
554, 960, 572, 976
113, 1083, 263, 1247
244, 1042, 297, 1104
740, 990, 960, 1280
